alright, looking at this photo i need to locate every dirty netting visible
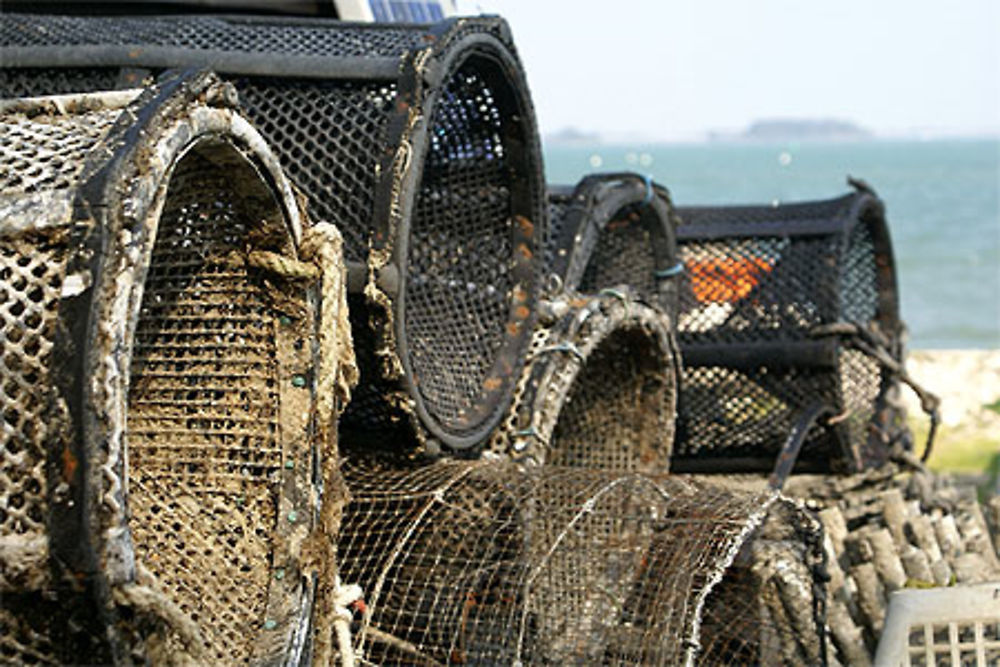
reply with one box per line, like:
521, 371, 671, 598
0, 12, 547, 451
488, 289, 680, 471
672, 183, 931, 477
546, 173, 681, 312
336, 456, 827, 666
0, 75, 355, 664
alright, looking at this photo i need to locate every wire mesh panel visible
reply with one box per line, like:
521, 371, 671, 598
696, 495, 827, 665
546, 173, 680, 312
0, 11, 546, 451
673, 183, 908, 475
336, 455, 826, 665
0, 73, 353, 664
488, 289, 679, 471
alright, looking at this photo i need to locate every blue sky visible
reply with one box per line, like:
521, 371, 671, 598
456, 0, 1000, 141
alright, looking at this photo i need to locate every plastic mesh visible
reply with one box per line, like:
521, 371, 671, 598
0, 13, 428, 57
0, 597, 59, 665
0, 67, 122, 99
839, 217, 880, 328
674, 192, 901, 472
124, 153, 283, 663
544, 192, 571, 280
404, 59, 520, 436
676, 235, 831, 343
0, 232, 69, 545
236, 78, 397, 262
491, 292, 678, 471
0, 13, 545, 447
675, 365, 839, 462
0, 106, 120, 194
577, 202, 660, 297
546, 176, 677, 308
337, 456, 823, 665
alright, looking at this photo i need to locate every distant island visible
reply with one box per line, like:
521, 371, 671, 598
710, 118, 872, 142
544, 127, 602, 145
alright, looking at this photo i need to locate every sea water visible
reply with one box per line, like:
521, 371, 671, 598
543, 139, 1000, 349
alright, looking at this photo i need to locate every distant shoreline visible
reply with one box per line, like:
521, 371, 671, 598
543, 135, 1000, 148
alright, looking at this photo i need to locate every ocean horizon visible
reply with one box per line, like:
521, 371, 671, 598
543, 138, 1000, 350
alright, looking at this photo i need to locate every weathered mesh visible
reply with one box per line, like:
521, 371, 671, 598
0, 12, 546, 450
0, 77, 349, 664
0, 232, 69, 564
696, 495, 827, 665
673, 187, 906, 474
123, 153, 289, 664
336, 456, 826, 665
489, 290, 679, 471
545, 174, 679, 311
0, 93, 129, 664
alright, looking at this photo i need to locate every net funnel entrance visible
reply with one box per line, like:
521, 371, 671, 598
0, 12, 547, 451
336, 456, 824, 665
489, 290, 679, 471
0, 74, 352, 664
672, 183, 906, 476
546, 172, 681, 312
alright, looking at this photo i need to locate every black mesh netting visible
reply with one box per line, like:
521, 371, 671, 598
0, 12, 545, 448
0, 14, 428, 57
673, 189, 905, 473
545, 174, 679, 310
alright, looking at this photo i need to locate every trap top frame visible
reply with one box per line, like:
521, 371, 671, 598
0, 12, 547, 449
546, 172, 680, 312
673, 183, 907, 474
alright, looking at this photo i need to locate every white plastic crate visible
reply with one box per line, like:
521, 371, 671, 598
874, 582, 1000, 666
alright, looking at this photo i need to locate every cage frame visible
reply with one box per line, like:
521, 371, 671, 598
0, 12, 547, 451
0, 70, 344, 664
546, 172, 681, 312
489, 289, 680, 472
672, 181, 908, 477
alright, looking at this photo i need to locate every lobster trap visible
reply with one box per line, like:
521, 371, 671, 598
488, 289, 680, 471
0, 10, 546, 451
672, 182, 933, 479
335, 455, 827, 665
546, 172, 680, 310
0, 73, 353, 664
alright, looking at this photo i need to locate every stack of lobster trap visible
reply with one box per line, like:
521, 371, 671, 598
0, 8, 978, 667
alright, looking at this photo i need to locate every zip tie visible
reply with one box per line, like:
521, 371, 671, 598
654, 262, 685, 279
538, 341, 585, 362
512, 427, 538, 453
599, 288, 631, 317
641, 173, 655, 204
